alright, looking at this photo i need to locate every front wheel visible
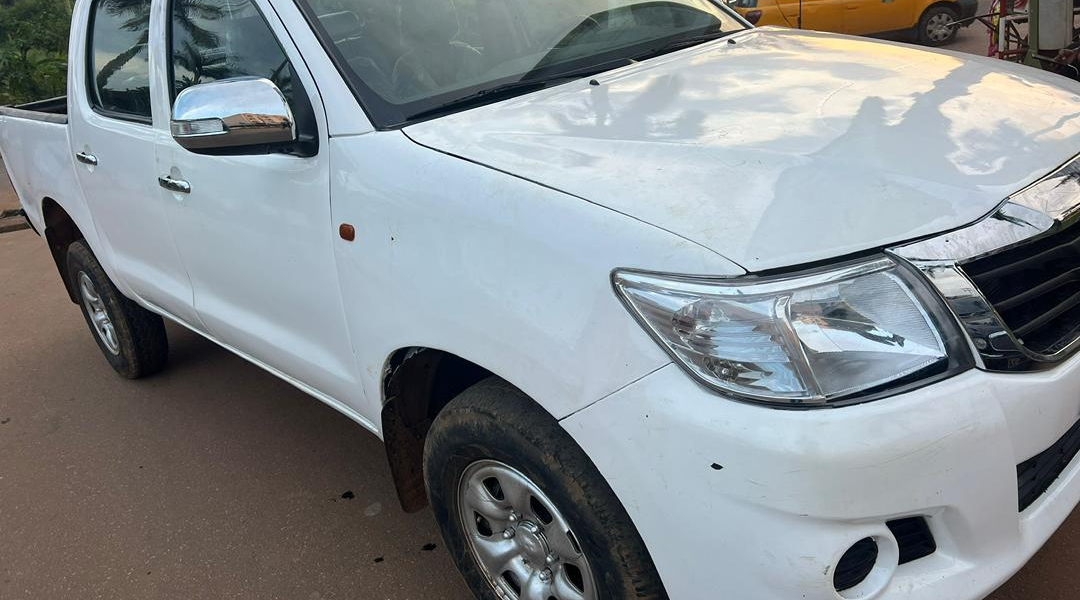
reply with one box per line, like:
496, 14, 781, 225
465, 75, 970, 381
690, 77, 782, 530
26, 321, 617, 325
916, 5, 960, 46
424, 377, 668, 600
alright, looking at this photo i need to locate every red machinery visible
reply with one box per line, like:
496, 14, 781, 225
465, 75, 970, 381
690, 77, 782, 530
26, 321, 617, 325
958, 0, 1079, 78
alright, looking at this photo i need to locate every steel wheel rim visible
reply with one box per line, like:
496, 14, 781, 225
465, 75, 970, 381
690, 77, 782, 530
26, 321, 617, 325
78, 272, 120, 356
457, 459, 598, 600
926, 14, 954, 42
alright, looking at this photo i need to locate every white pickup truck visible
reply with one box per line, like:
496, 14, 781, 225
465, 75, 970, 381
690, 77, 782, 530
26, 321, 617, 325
2, 1, 1079, 599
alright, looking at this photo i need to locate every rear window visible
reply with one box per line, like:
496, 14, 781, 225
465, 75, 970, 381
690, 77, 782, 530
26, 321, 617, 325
87, 0, 153, 122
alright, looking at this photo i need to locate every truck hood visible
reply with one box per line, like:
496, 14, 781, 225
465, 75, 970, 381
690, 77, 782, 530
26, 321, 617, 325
405, 28, 1080, 272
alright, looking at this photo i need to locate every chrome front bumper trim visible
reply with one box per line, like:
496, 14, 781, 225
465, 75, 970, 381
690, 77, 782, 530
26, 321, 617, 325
889, 155, 1080, 371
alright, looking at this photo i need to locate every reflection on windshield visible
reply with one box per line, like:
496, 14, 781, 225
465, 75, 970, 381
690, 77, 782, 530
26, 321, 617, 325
301, 0, 745, 124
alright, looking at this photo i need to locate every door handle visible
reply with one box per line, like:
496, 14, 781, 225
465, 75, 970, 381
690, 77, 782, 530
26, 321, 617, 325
75, 152, 98, 166
158, 175, 191, 194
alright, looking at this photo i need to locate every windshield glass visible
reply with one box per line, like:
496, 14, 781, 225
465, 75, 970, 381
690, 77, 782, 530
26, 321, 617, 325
297, 0, 746, 126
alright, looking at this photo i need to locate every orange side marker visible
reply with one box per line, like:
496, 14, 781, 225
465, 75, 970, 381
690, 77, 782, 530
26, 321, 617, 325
339, 223, 356, 242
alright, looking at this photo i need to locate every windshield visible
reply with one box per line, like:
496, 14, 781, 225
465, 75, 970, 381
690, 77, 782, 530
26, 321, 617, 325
297, 0, 746, 126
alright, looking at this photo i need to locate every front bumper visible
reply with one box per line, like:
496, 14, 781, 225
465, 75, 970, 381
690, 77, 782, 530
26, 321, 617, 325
561, 354, 1080, 600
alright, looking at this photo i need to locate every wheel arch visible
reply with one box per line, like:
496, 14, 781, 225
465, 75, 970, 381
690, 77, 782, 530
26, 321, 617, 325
382, 346, 538, 512
923, 0, 961, 16
918, 0, 962, 24
41, 196, 86, 303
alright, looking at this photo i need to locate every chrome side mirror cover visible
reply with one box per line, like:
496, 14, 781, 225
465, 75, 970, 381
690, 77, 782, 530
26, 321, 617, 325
170, 77, 296, 151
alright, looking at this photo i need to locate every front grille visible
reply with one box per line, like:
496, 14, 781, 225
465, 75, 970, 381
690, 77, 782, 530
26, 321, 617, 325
962, 219, 1080, 356
1017, 418, 1080, 511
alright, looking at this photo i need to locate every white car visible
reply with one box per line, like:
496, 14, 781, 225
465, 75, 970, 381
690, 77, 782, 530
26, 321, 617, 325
2, 1, 1079, 599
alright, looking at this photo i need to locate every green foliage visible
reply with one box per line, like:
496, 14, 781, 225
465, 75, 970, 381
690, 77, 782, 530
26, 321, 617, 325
0, 0, 72, 105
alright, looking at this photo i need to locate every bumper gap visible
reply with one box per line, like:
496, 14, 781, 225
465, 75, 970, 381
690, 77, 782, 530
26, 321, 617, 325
1018, 418, 1080, 511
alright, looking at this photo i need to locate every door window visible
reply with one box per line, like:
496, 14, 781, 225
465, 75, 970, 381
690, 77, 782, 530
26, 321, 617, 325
170, 0, 299, 112
88, 0, 153, 121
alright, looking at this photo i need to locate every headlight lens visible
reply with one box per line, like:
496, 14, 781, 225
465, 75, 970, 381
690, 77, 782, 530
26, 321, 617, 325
613, 257, 969, 407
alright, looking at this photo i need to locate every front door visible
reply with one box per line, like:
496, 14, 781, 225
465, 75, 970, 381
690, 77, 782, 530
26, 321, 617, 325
69, 0, 199, 325
151, 0, 362, 407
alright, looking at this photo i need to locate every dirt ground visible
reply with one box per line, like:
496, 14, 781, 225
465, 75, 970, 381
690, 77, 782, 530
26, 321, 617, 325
0, 228, 475, 600
2, 227, 1079, 599
951, 2, 995, 56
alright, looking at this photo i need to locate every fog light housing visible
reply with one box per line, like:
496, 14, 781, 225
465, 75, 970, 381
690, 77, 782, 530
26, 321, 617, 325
834, 538, 878, 592
832, 532, 900, 599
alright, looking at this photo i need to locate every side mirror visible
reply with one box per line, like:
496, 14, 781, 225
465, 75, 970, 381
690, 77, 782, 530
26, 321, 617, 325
170, 77, 296, 152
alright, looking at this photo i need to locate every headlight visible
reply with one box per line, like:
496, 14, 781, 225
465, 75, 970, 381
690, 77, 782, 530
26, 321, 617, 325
613, 257, 972, 407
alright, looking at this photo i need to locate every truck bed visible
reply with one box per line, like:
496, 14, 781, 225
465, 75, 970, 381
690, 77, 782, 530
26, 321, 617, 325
0, 97, 79, 233
0, 96, 68, 124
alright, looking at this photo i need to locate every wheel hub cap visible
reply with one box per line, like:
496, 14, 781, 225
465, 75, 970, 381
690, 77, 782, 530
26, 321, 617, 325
458, 460, 597, 600
514, 521, 548, 565
927, 14, 954, 42
78, 272, 120, 356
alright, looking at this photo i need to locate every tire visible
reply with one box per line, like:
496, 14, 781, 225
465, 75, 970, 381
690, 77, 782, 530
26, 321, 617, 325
424, 377, 668, 600
916, 5, 960, 46
66, 241, 168, 379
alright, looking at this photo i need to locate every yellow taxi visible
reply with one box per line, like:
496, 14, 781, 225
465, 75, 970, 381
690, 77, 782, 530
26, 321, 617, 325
726, 0, 979, 46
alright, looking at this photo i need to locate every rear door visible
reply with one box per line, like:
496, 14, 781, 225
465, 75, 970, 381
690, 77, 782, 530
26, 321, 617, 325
151, 0, 363, 407
842, 0, 916, 35
778, 0, 846, 31
728, 0, 794, 27
68, 0, 199, 325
